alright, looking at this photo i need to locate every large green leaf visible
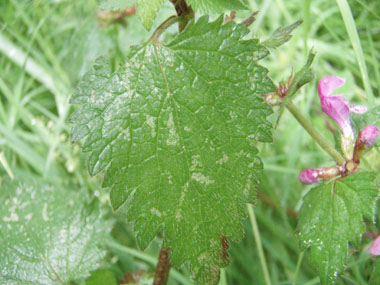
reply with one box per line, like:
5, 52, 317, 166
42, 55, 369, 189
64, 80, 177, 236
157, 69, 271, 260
298, 172, 379, 284
0, 179, 112, 284
70, 16, 274, 283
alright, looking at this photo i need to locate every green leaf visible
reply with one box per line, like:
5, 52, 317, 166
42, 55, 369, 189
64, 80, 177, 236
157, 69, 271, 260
98, 0, 136, 11
298, 172, 379, 284
0, 179, 113, 284
286, 50, 315, 100
186, 0, 249, 12
70, 16, 274, 283
261, 20, 303, 49
276, 51, 315, 125
137, 0, 166, 30
97, 0, 164, 30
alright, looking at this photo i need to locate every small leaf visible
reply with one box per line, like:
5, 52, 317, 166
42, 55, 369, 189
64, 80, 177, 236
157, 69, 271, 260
298, 172, 379, 284
261, 20, 303, 49
70, 16, 274, 284
186, 0, 249, 13
286, 50, 315, 99
276, 51, 315, 124
97, 0, 164, 30
137, 0, 166, 30
0, 179, 113, 284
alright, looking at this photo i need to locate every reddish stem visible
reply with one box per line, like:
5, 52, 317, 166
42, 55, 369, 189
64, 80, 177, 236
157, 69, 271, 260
153, 248, 171, 285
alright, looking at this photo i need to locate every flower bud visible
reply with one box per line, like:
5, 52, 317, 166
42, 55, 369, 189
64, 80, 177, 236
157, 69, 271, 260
368, 236, 380, 256
353, 125, 379, 163
359, 125, 379, 147
298, 167, 340, 184
298, 169, 320, 184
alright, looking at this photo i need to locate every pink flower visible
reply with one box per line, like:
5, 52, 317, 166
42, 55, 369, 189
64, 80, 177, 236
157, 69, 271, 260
318, 76, 367, 158
318, 76, 367, 138
359, 125, 379, 147
368, 236, 380, 256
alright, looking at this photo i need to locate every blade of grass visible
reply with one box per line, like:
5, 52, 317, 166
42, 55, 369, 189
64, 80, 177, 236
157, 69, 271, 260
293, 251, 304, 285
354, 0, 380, 20
336, 0, 374, 104
0, 32, 57, 95
366, 23, 380, 90
0, 152, 15, 179
251, 0, 272, 31
247, 204, 272, 285
0, 124, 45, 174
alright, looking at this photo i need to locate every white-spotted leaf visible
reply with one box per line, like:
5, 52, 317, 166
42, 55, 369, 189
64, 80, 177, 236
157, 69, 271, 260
0, 179, 112, 285
70, 16, 274, 283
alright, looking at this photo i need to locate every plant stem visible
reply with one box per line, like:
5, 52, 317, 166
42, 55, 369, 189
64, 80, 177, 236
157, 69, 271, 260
150, 16, 180, 44
154, 247, 171, 285
247, 204, 272, 285
170, 0, 194, 31
106, 240, 192, 284
293, 251, 304, 285
286, 101, 346, 165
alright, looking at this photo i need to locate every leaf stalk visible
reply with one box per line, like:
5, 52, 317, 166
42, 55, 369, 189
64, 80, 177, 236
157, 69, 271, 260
150, 16, 180, 44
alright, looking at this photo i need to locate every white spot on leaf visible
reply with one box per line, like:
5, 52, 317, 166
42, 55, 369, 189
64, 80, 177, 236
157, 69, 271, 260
3, 213, 19, 222
166, 113, 179, 146
146, 115, 156, 137
42, 203, 49, 221
191, 173, 214, 185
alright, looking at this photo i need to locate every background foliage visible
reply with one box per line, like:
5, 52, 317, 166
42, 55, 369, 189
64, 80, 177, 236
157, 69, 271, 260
1, 0, 380, 284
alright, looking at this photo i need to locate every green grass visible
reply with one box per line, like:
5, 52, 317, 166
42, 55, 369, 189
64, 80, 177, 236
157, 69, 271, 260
1, 0, 380, 284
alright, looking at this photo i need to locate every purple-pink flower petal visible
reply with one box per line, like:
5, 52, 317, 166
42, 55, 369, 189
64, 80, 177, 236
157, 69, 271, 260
349, 105, 367, 114
368, 236, 380, 256
320, 95, 352, 137
359, 125, 379, 147
318, 76, 346, 97
318, 76, 367, 144
298, 169, 320, 184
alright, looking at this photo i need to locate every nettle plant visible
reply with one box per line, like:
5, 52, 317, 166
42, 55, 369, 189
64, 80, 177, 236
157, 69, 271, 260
2, 0, 380, 284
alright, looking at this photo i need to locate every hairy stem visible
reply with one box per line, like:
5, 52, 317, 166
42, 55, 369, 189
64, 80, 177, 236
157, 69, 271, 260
286, 101, 346, 165
150, 16, 180, 44
153, 247, 171, 285
247, 204, 272, 285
